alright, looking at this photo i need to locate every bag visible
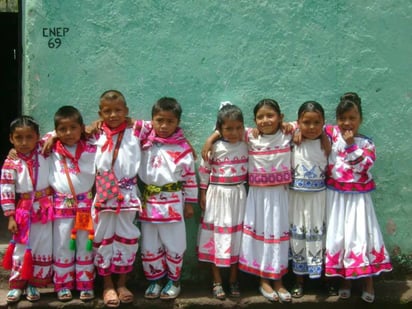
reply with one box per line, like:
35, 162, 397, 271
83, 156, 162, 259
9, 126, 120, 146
95, 170, 120, 202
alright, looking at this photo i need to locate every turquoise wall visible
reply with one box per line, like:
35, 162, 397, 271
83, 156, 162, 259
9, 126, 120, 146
22, 0, 412, 279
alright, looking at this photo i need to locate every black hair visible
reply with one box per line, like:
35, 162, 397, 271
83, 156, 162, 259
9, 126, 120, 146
253, 98, 281, 119
152, 97, 182, 120
10, 115, 40, 136
99, 90, 127, 108
215, 104, 244, 132
336, 92, 362, 119
54, 105, 84, 129
297, 101, 325, 121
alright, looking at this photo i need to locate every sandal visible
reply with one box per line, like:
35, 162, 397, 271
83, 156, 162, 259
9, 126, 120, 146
80, 290, 95, 301
259, 286, 278, 302
26, 285, 40, 302
276, 288, 292, 303
213, 282, 226, 300
160, 280, 181, 300
361, 290, 375, 303
144, 281, 162, 299
57, 288, 72, 301
7, 289, 22, 303
103, 288, 120, 308
338, 280, 352, 300
326, 282, 339, 296
291, 283, 304, 298
117, 286, 134, 303
229, 282, 240, 298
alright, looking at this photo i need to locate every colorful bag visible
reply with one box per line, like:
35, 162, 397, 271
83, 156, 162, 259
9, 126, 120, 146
95, 170, 120, 202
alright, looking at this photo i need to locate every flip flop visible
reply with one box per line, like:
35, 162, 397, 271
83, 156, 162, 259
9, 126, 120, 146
117, 286, 134, 304
80, 290, 95, 301
103, 288, 120, 308
57, 288, 72, 301
7, 289, 22, 303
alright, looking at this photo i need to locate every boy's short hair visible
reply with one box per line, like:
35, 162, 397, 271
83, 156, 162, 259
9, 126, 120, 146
152, 97, 182, 120
54, 105, 84, 129
99, 90, 127, 108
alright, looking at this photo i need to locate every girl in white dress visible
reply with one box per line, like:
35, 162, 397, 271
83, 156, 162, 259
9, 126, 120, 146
324, 92, 392, 303
197, 103, 248, 299
289, 101, 328, 298
239, 99, 292, 303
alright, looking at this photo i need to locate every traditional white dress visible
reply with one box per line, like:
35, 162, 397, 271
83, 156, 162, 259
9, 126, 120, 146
197, 140, 248, 267
239, 129, 292, 280
289, 139, 327, 278
324, 125, 392, 278
0, 143, 53, 289
92, 123, 142, 276
137, 120, 198, 281
49, 139, 97, 292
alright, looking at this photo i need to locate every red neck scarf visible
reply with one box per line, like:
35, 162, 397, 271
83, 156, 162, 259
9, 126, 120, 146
17, 148, 38, 187
141, 127, 187, 150
54, 140, 85, 173
101, 121, 127, 152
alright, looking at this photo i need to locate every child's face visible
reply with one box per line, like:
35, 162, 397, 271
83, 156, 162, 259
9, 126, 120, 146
255, 105, 283, 135
152, 110, 180, 138
298, 111, 324, 140
220, 119, 244, 144
99, 99, 129, 129
56, 118, 84, 147
337, 106, 362, 137
9, 126, 39, 154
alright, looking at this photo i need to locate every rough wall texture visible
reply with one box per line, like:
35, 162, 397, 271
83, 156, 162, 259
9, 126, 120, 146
22, 0, 412, 280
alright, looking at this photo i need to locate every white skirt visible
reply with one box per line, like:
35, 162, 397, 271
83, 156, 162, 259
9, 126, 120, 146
289, 190, 326, 278
325, 189, 392, 278
197, 183, 246, 267
239, 185, 289, 280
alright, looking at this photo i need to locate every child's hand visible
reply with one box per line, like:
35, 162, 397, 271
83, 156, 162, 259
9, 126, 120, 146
7, 148, 18, 160
8, 216, 18, 234
293, 129, 303, 145
85, 119, 103, 135
320, 132, 332, 156
201, 131, 220, 161
251, 127, 260, 138
126, 117, 136, 128
199, 190, 206, 211
342, 130, 355, 146
184, 203, 194, 219
42, 135, 57, 155
281, 122, 294, 134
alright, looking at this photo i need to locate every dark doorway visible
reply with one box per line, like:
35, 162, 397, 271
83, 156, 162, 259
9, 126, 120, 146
0, 12, 20, 163
0, 11, 21, 244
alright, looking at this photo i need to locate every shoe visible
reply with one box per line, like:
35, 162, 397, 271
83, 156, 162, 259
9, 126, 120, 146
361, 290, 375, 303
144, 281, 162, 299
80, 290, 95, 301
26, 285, 40, 302
338, 288, 351, 299
212, 282, 226, 300
325, 282, 339, 296
259, 286, 279, 302
160, 280, 181, 300
7, 289, 22, 303
291, 283, 304, 298
276, 288, 292, 303
339, 280, 351, 299
229, 282, 240, 298
57, 288, 72, 301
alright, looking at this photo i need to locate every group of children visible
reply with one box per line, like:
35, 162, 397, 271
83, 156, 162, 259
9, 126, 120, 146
197, 92, 392, 304
0, 90, 392, 306
1, 91, 198, 307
